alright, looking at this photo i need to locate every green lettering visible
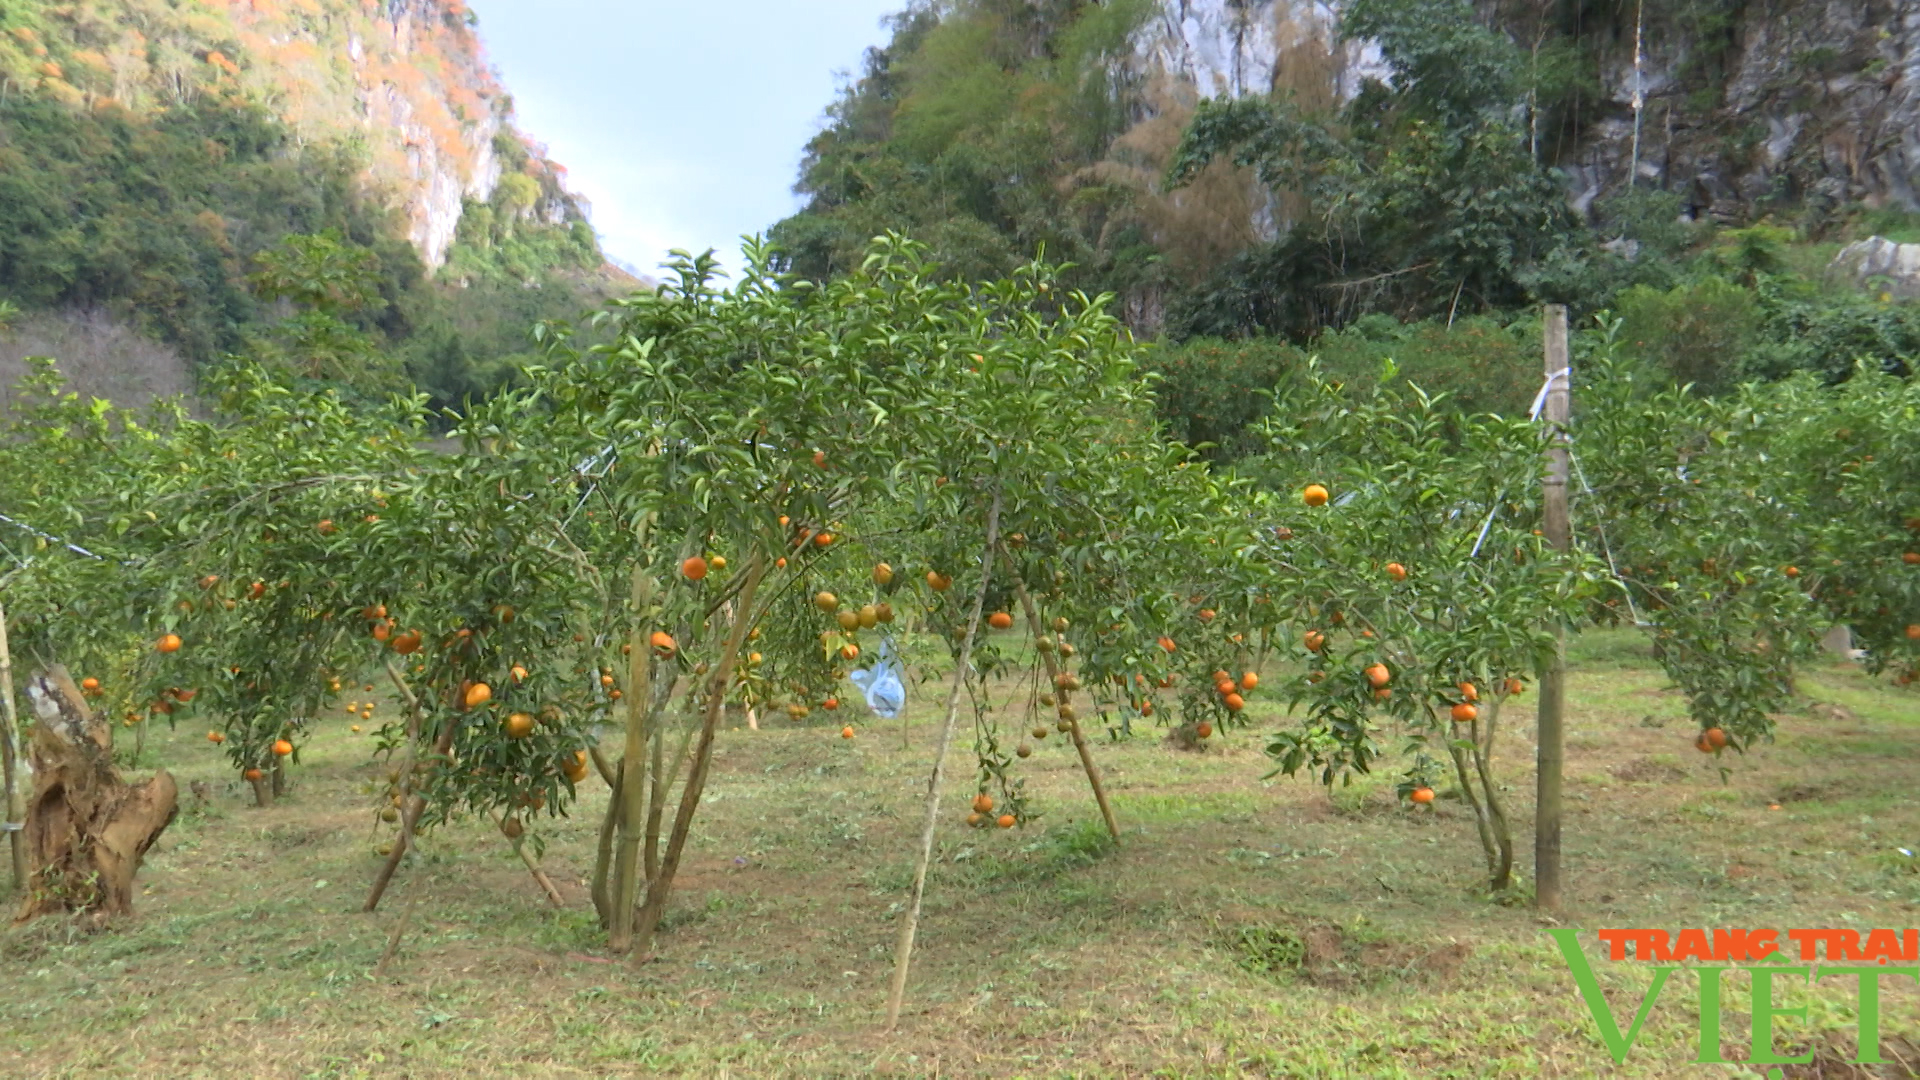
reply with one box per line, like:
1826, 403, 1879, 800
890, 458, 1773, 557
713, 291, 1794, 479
1548, 929, 1674, 1065
1696, 966, 1727, 1063
1820, 967, 1919, 1063
1750, 966, 1814, 1065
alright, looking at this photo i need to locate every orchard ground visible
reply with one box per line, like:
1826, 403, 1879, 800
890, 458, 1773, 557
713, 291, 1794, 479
3, 629, 1917, 1078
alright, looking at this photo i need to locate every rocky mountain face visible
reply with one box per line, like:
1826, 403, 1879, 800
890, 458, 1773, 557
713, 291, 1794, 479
0, 0, 574, 268
1119, 0, 1920, 224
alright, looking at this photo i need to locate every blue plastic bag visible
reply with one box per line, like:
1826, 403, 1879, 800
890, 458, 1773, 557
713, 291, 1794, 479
847, 635, 906, 718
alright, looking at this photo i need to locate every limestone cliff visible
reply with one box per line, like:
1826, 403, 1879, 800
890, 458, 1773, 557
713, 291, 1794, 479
0, 0, 578, 269
1120, 0, 1920, 223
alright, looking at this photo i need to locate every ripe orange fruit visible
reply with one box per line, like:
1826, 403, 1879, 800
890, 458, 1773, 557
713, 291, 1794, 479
391, 629, 422, 655
243, 768, 263, 782
1364, 663, 1391, 688
272, 739, 293, 756
505, 713, 534, 739
1302, 484, 1330, 507
681, 556, 709, 581
814, 591, 839, 613
350, 725, 361, 733
971, 793, 994, 814
371, 620, 392, 642
248, 581, 266, 599
1504, 677, 1525, 696
1223, 692, 1245, 712
813, 450, 827, 468
1196, 722, 1213, 739
172, 688, 197, 702
858, 604, 879, 629
1704, 726, 1728, 749
996, 814, 1015, 829
1197, 608, 1215, 622
1303, 629, 1327, 652
1215, 679, 1235, 696
1410, 787, 1434, 805
840, 726, 854, 739
1157, 635, 1177, 653
199, 574, 220, 589
870, 562, 896, 587
81, 677, 100, 692
156, 633, 182, 654
1457, 681, 1478, 702
510, 664, 529, 683
317, 519, 336, 535
1385, 562, 1407, 581
1373, 687, 1392, 701
650, 631, 677, 654
1906, 625, 1920, 640
206, 731, 223, 743
1694, 733, 1713, 753
966, 812, 984, 827
836, 609, 860, 631
600, 673, 615, 687
775, 557, 788, 569
840, 643, 860, 661
464, 682, 493, 709
1905, 552, 1920, 565
1450, 702, 1478, 723
926, 571, 951, 592
1783, 565, 1800, 578
822, 697, 839, 710
778, 515, 790, 528
988, 611, 1013, 630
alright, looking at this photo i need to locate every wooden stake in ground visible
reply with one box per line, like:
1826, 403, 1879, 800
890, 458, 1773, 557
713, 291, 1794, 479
886, 490, 1002, 1028
1536, 302, 1571, 913
17, 666, 176, 921
998, 544, 1119, 842
0, 602, 30, 891
630, 552, 769, 960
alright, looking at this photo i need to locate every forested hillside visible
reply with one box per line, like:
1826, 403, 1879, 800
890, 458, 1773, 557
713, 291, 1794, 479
0, 0, 629, 410
774, 0, 1920, 451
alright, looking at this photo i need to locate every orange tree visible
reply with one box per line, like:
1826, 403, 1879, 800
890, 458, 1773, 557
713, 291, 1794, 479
1576, 328, 1920, 759
1232, 362, 1606, 895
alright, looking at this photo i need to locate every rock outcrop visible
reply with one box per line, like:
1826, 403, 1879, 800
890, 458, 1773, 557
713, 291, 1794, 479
1830, 235, 1920, 298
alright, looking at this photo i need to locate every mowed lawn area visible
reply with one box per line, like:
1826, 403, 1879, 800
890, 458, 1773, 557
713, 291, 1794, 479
3, 630, 1917, 1078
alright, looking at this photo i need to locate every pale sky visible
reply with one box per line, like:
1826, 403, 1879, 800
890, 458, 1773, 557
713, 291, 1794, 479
466, 1, 906, 279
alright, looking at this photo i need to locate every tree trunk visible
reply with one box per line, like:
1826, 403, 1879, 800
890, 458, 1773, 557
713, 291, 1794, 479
0, 602, 32, 892
16, 666, 176, 922
608, 566, 657, 953
630, 552, 769, 960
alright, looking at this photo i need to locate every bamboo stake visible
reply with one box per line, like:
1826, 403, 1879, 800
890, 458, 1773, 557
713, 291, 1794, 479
0, 602, 27, 891
499, 817, 564, 907
608, 566, 656, 952
631, 552, 769, 961
997, 544, 1119, 841
1537, 303, 1571, 912
886, 490, 1002, 1028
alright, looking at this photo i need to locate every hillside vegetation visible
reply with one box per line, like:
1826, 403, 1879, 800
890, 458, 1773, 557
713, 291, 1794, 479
0, 0, 625, 410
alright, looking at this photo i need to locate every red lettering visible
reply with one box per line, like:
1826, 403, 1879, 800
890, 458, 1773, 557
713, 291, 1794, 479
1598, 929, 1634, 961
1906, 929, 1918, 963
1832, 930, 1864, 962
1641, 930, 1673, 963
1747, 930, 1779, 961
1788, 929, 1825, 962
1861, 930, 1901, 965
1672, 929, 1713, 963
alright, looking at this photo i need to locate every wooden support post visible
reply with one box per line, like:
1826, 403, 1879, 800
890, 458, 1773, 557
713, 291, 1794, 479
998, 545, 1119, 842
1536, 303, 1571, 913
608, 565, 655, 952
886, 491, 1002, 1028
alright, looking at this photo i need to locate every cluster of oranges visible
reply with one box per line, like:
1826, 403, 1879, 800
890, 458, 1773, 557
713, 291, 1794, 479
966, 792, 1016, 829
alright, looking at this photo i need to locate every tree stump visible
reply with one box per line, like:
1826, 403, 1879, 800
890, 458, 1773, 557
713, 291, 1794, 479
17, 666, 176, 923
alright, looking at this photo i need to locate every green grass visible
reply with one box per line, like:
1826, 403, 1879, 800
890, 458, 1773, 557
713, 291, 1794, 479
3, 631, 1918, 1077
